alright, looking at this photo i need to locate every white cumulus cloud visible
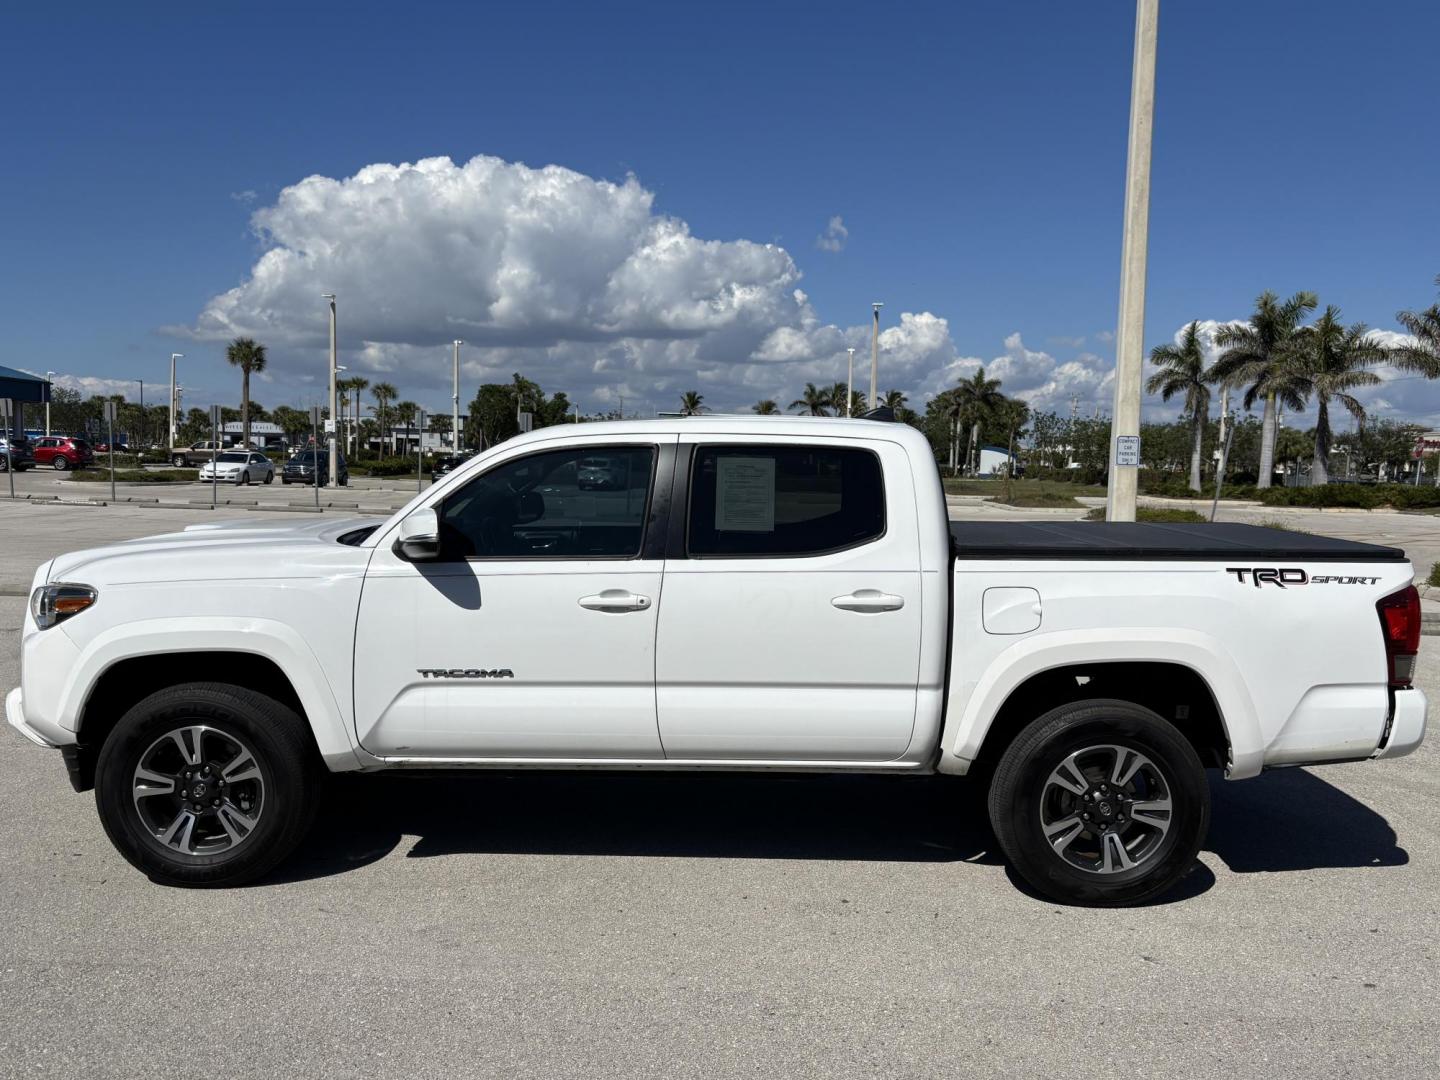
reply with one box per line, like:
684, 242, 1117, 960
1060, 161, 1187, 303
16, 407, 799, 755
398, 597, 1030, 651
815, 215, 848, 253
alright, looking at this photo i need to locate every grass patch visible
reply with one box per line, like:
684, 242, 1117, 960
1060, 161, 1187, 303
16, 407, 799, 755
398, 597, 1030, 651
1083, 507, 1207, 523
990, 491, 1083, 508
1253, 518, 1308, 533
943, 477, 1105, 497
71, 468, 199, 483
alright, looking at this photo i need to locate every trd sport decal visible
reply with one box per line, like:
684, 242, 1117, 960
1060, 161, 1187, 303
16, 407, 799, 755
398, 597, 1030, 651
417, 668, 515, 679
1225, 568, 1380, 588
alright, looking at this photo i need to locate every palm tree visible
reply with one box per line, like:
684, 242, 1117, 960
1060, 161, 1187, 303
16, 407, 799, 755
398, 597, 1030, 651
882, 389, 908, 410
789, 382, 832, 416
752, 399, 780, 415
225, 338, 267, 449
825, 382, 850, 417
1209, 290, 1317, 488
1146, 322, 1212, 491
371, 381, 397, 455
341, 376, 369, 456
953, 367, 1004, 474
393, 400, 418, 454
1395, 275, 1440, 374
679, 390, 706, 416
1287, 306, 1388, 484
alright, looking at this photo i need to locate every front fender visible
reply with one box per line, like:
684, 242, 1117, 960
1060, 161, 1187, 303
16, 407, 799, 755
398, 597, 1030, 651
59, 617, 363, 771
941, 628, 1264, 779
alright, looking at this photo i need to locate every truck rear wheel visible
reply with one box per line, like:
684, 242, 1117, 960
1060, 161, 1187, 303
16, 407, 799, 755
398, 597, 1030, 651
987, 699, 1208, 906
172, 454, 186, 467
94, 682, 321, 887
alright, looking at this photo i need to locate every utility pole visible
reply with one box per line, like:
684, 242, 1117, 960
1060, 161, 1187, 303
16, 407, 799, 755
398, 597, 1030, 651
168, 353, 183, 447
44, 371, 55, 435
323, 295, 339, 487
452, 340, 464, 452
846, 348, 856, 417
868, 304, 883, 410
1217, 384, 1229, 472
1104, 0, 1159, 523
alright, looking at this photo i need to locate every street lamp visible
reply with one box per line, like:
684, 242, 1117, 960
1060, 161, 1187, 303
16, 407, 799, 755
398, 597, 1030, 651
846, 349, 855, 417
44, 371, 55, 436
452, 340, 464, 452
168, 353, 183, 448
322, 294, 338, 487
868, 303, 883, 410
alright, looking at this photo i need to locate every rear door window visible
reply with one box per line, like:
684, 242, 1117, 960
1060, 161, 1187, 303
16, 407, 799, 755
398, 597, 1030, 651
686, 445, 885, 557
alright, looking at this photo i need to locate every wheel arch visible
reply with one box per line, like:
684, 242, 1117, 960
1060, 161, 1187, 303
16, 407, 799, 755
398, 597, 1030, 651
62, 621, 364, 789
942, 630, 1264, 779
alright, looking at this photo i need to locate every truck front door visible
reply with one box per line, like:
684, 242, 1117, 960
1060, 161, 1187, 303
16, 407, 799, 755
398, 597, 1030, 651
655, 438, 924, 762
354, 437, 673, 760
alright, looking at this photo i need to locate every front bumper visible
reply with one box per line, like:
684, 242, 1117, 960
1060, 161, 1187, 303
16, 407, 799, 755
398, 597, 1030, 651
1373, 688, 1428, 760
6, 687, 59, 748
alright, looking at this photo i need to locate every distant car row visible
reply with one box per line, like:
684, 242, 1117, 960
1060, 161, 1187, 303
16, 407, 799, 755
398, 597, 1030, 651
199, 450, 353, 486
0, 435, 94, 472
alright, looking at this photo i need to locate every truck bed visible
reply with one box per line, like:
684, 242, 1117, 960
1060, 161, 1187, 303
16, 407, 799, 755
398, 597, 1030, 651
949, 521, 1407, 562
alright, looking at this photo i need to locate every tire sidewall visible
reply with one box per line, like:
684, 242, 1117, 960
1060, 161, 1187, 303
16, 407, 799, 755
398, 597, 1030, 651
95, 687, 316, 886
993, 702, 1209, 906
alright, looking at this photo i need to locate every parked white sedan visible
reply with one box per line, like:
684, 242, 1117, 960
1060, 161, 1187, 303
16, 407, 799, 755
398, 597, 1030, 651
198, 451, 275, 485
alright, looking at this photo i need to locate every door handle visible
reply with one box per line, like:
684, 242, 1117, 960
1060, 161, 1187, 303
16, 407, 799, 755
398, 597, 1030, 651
578, 590, 652, 612
831, 589, 905, 613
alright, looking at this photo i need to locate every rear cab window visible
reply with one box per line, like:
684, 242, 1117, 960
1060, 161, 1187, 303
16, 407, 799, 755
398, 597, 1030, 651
686, 444, 885, 557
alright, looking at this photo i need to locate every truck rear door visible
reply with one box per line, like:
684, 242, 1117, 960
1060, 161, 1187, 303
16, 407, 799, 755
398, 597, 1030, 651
655, 436, 924, 762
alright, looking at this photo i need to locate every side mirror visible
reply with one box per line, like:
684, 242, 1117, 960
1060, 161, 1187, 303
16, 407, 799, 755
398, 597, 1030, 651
394, 507, 441, 562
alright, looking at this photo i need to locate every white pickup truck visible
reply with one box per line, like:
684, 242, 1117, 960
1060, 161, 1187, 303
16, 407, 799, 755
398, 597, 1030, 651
7, 417, 1428, 904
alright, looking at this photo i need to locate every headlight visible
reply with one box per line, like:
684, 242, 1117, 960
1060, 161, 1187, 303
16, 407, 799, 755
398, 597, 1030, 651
31, 583, 98, 630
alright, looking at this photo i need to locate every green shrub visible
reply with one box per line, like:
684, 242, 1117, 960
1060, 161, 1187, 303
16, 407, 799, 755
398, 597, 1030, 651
71, 468, 198, 483
1428, 562, 1440, 588
350, 456, 418, 477
1257, 483, 1440, 510
1139, 474, 1258, 501
1084, 507, 1207, 523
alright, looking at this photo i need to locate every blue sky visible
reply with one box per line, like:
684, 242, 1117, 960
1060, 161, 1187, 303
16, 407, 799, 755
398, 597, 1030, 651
3, 0, 1437, 425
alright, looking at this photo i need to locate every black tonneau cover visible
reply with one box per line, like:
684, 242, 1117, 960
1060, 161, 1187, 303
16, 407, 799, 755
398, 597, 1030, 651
950, 521, 1407, 562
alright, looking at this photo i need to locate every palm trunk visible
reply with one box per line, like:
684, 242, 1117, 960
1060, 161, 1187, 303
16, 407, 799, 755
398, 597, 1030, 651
1311, 399, 1331, 486
1189, 405, 1205, 493
1256, 393, 1277, 488
241, 370, 250, 449
968, 422, 980, 475
948, 420, 957, 474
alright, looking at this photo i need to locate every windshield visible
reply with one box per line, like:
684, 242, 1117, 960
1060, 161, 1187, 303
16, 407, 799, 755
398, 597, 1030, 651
216, 453, 247, 463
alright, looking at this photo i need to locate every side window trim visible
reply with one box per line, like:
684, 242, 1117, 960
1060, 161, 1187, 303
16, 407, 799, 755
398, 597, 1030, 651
681, 442, 888, 560
442, 442, 663, 563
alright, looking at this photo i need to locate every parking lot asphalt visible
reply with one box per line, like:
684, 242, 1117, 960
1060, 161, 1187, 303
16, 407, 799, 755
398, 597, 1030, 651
1, 511, 1438, 1078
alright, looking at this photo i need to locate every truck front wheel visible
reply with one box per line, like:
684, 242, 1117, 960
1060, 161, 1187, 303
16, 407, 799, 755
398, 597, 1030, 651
94, 683, 321, 887
987, 699, 1209, 906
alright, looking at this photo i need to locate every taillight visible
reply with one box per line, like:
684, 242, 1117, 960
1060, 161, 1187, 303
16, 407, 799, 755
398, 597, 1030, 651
1376, 585, 1421, 688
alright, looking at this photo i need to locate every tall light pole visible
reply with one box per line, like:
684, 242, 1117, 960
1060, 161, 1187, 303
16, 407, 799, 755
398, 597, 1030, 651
323, 295, 339, 487
452, 339, 463, 452
1104, 0, 1159, 523
846, 348, 856, 417
44, 371, 55, 435
868, 303, 883, 410
168, 353, 183, 447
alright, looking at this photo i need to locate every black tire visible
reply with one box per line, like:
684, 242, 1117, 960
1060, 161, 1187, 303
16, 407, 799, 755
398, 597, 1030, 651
94, 683, 322, 887
172, 455, 186, 468
237, 471, 249, 486
987, 698, 1209, 907
264, 472, 273, 485
52, 457, 68, 471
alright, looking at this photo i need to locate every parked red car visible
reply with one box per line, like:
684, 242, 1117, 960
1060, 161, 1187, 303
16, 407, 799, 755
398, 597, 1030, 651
32, 436, 95, 471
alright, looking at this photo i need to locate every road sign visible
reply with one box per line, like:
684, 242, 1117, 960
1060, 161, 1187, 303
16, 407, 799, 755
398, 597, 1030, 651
323, 419, 335, 434
518, 411, 534, 433
1115, 435, 1140, 467
103, 400, 117, 424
